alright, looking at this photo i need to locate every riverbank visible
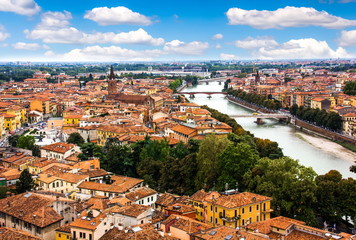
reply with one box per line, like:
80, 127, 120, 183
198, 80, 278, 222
296, 131, 356, 165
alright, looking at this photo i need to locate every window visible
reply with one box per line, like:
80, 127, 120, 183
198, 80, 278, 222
234, 210, 237, 217
89, 234, 92, 240
256, 205, 259, 211
249, 206, 252, 212
210, 206, 212, 211
242, 208, 244, 214
58, 234, 61, 237
242, 219, 245, 225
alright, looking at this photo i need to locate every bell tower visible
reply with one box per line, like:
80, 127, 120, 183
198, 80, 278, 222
108, 66, 117, 96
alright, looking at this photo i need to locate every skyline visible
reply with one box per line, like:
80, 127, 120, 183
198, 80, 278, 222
0, 0, 355, 62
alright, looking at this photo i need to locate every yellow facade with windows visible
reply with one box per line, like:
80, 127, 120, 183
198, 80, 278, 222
55, 231, 71, 240
205, 192, 272, 228
3, 114, 16, 131
206, 199, 272, 228
0, 114, 4, 137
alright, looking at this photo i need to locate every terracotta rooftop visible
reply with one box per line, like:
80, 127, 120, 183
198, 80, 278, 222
125, 187, 157, 201
0, 193, 63, 228
40, 142, 77, 154
162, 214, 211, 234
206, 192, 272, 209
0, 227, 42, 240
99, 224, 179, 240
70, 211, 106, 230
104, 204, 150, 218
156, 193, 189, 208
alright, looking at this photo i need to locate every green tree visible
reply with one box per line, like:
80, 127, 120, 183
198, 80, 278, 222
78, 142, 103, 160
8, 135, 20, 147
344, 81, 356, 96
254, 138, 283, 159
67, 132, 85, 145
32, 145, 41, 157
315, 170, 343, 222
17, 135, 35, 150
140, 140, 170, 162
195, 134, 230, 190
137, 157, 163, 189
16, 169, 36, 193
101, 144, 136, 176
337, 178, 356, 227
244, 157, 318, 225
217, 142, 259, 191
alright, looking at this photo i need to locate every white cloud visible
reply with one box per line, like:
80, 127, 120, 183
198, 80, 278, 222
338, 30, 356, 47
255, 38, 350, 59
226, 6, 356, 29
212, 33, 223, 40
163, 40, 209, 55
338, 0, 356, 2
84, 6, 152, 26
215, 44, 222, 49
39, 11, 72, 28
63, 45, 163, 62
0, 0, 40, 16
0, 25, 10, 41
235, 36, 278, 49
220, 53, 238, 60
12, 42, 44, 50
25, 11, 164, 45
44, 50, 55, 56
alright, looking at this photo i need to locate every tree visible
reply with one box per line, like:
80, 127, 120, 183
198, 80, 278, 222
8, 135, 20, 147
217, 142, 259, 191
17, 135, 35, 150
67, 132, 85, 145
78, 142, 103, 161
101, 144, 136, 177
244, 157, 318, 225
16, 169, 36, 193
315, 170, 343, 222
254, 138, 283, 159
195, 134, 230, 190
343, 81, 356, 96
32, 145, 41, 157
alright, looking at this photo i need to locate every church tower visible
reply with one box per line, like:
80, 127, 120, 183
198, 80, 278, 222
108, 66, 117, 97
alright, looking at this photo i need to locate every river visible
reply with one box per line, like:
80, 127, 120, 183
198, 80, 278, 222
182, 81, 355, 178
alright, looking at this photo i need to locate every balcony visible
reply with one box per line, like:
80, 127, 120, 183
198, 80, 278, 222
261, 209, 274, 214
219, 214, 240, 223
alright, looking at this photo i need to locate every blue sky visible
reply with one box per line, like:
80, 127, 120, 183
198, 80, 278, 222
0, 0, 355, 62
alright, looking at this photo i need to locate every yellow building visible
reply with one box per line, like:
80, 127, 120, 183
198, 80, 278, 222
63, 114, 82, 129
55, 224, 72, 240
1, 106, 26, 129
30, 98, 55, 116
97, 124, 154, 146
204, 192, 272, 228
0, 114, 4, 137
3, 113, 16, 131
189, 190, 220, 222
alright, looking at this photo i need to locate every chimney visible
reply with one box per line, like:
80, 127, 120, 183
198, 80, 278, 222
20, 210, 24, 217
7, 201, 10, 207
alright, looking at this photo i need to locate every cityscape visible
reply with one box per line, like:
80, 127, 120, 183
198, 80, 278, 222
0, 0, 355, 240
